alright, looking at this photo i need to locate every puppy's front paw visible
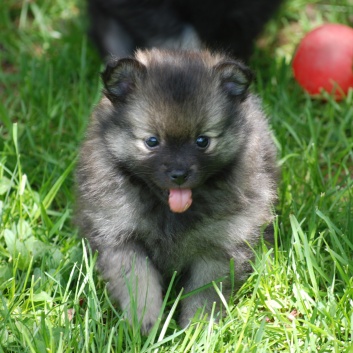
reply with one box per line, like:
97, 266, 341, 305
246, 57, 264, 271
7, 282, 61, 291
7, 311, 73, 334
118, 279, 163, 335
98, 245, 164, 334
138, 291, 163, 335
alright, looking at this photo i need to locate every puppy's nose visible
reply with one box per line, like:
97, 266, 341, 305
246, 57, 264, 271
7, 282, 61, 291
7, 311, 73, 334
168, 170, 189, 185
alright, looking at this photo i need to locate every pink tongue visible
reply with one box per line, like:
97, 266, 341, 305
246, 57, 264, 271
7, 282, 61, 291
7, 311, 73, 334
168, 189, 192, 213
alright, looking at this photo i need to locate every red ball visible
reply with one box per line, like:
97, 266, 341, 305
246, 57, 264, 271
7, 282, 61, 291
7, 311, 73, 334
292, 23, 353, 100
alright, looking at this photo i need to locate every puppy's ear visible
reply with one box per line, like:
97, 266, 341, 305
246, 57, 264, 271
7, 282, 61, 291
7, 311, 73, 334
102, 58, 146, 103
213, 60, 253, 99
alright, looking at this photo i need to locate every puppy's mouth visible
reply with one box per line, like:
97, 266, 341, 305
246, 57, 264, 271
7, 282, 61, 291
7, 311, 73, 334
168, 188, 192, 213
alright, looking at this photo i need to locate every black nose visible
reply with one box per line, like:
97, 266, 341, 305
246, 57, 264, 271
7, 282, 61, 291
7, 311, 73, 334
168, 170, 189, 185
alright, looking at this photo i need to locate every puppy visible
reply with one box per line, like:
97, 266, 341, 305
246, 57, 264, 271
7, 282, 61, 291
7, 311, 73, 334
76, 49, 278, 333
87, 0, 282, 61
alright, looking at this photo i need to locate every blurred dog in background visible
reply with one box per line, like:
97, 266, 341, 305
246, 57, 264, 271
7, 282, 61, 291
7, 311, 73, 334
87, 0, 282, 61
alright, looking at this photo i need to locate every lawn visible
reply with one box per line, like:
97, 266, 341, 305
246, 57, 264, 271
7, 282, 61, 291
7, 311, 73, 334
0, 0, 353, 352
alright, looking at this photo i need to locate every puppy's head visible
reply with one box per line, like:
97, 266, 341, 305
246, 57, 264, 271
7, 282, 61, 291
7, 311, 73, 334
99, 49, 253, 212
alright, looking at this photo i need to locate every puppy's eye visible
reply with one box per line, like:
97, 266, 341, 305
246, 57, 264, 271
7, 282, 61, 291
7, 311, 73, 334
145, 136, 160, 148
195, 136, 209, 149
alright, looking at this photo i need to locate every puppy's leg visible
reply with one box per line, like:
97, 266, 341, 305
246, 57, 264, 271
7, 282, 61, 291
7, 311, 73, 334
179, 249, 254, 327
179, 258, 231, 328
98, 243, 163, 334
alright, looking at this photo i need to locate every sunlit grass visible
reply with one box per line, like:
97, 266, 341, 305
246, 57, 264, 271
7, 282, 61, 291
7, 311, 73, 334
0, 0, 352, 351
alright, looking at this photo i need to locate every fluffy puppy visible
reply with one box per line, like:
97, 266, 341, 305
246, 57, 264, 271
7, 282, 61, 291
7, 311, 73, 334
87, 0, 282, 61
76, 49, 278, 333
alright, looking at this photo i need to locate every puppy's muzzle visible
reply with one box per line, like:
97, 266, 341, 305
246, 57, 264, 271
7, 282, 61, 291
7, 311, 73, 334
168, 169, 190, 186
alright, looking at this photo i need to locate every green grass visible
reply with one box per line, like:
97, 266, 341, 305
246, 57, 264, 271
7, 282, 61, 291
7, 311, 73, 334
1, 0, 353, 352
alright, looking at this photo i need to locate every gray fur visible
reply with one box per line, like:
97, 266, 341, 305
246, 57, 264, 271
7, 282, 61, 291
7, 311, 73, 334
76, 49, 278, 334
